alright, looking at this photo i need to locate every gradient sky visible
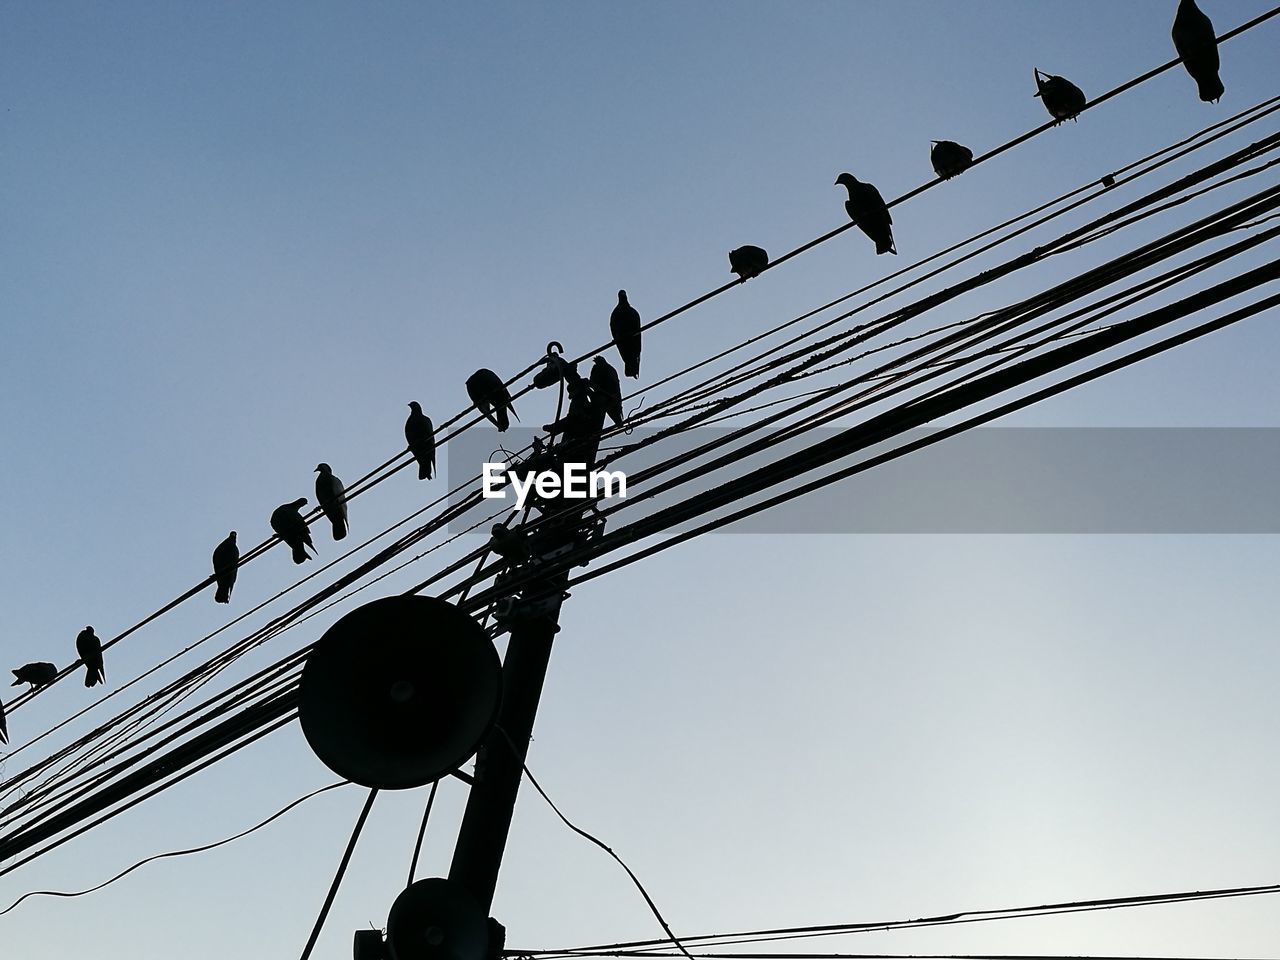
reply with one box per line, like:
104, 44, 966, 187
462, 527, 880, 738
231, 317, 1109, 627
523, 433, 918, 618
3, 2, 1280, 957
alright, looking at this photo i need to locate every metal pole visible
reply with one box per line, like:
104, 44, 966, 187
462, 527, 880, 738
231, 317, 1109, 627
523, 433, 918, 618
448, 386, 606, 915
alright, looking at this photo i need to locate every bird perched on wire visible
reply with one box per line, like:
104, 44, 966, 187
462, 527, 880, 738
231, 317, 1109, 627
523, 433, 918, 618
1172, 0, 1223, 103
76, 626, 105, 688
610, 290, 642, 379
405, 402, 436, 480
729, 245, 769, 281
314, 463, 348, 541
489, 522, 531, 564
590, 356, 624, 429
1034, 69, 1086, 123
466, 369, 519, 432
930, 140, 974, 180
835, 173, 896, 255
270, 498, 314, 564
12, 662, 57, 690
212, 531, 239, 604
533, 351, 576, 390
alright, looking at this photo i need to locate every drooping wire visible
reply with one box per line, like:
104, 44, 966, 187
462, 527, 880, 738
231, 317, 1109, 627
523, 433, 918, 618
494, 727, 695, 960
0, 780, 347, 918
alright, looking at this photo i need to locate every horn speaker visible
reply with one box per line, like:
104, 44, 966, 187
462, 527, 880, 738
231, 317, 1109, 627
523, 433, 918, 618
386, 878, 488, 960
299, 595, 501, 789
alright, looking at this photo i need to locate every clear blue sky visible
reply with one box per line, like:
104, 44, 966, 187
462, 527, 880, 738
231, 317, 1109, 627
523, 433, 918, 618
3, 2, 1280, 957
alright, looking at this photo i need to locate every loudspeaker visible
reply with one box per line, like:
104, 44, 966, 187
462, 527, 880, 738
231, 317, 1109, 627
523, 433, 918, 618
354, 928, 388, 959
299, 595, 501, 789
386, 878, 488, 960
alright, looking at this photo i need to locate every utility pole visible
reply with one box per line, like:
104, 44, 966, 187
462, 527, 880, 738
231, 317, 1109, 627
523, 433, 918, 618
448, 374, 607, 918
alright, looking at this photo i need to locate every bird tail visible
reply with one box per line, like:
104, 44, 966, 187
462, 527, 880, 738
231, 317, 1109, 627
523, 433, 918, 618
292, 543, 310, 564
1197, 74, 1224, 102
215, 583, 231, 604
625, 359, 640, 379
418, 460, 431, 480
333, 517, 348, 541
877, 236, 897, 255
495, 408, 510, 432
86, 668, 103, 688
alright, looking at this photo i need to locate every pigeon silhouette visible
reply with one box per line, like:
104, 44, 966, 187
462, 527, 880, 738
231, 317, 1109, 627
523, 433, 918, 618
213, 531, 239, 604
489, 522, 531, 564
0, 696, 7, 744
610, 290, 642, 378
405, 402, 436, 480
590, 356, 624, 429
930, 140, 974, 180
466, 369, 519, 432
270, 498, 314, 564
1172, 0, 1223, 103
315, 463, 348, 541
12, 662, 58, 690
729, 245, 770, 281
533, 353, 575, 390
1034, 69, 1086, 123
835, 173, 896, 255
76, 626, 105, 688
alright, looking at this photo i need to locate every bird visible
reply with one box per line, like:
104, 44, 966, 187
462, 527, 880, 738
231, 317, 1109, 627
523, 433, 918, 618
76, 626, 105, 688
466, 369, 519, 432
1034, 69, 1086, 123
1172, 0, 1224, 103
12, 662, 58, 690
930, 140, 974, 180
835, 173, 896, 255
212, 531, 239, 604
314, 463, 348, 541
270, 498, 314, 564
729, 245, 770, 280
489, 522, 531, 564
533, 352, 576, 390
0, 696, 7, 745
590, 356, 624, 429
610, 290, 642, 379
405, 402, 436, 480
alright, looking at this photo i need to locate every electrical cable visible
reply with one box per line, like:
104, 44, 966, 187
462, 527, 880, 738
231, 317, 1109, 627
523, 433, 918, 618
16, 7, 1280, 718
407, 779, 440, 888
0, 780, 347, 918
298, 787, 379, 960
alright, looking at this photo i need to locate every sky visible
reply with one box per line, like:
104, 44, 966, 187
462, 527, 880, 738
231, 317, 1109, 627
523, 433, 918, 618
3, 1, 1280, 957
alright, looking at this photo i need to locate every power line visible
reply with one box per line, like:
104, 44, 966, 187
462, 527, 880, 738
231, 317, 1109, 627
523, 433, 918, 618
0, 780, 347, 918
18, 5, 1280, 724
553, 5, 1280, 377
298, 787, 379, 960
8, 100, 1280, 877
513, 954, 1280, 960
623, 98, 1280, 423
498, 728, 695, 960
521, 880, 1280, 956
439, 177, 1280, 609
